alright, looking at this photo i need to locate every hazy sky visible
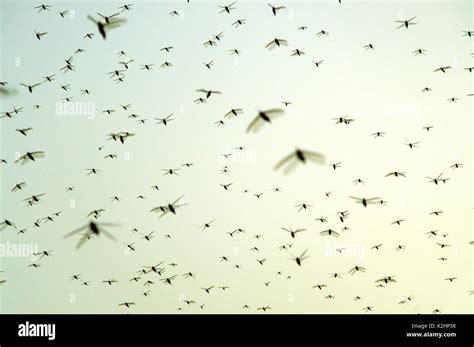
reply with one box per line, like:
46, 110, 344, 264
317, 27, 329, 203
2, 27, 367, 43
0, 0, 472, 313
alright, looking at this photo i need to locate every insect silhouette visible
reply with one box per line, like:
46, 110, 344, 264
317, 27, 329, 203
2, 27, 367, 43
288, 249, 309, 266
274, 148, 325, 173
64, 221, 118, 249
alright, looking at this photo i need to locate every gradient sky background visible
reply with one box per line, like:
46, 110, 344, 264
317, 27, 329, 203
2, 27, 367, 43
0, 0, 472, 313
